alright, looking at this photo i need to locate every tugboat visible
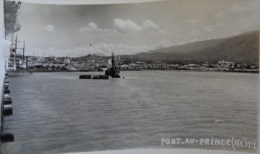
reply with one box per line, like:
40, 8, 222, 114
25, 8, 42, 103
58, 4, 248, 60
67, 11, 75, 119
105, 53, 120, 78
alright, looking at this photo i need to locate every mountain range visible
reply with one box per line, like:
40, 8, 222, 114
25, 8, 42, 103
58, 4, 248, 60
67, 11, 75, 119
128, 31, 259, 65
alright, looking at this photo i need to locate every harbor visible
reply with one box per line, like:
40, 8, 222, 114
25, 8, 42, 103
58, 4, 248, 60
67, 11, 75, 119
2, 71, 259, 154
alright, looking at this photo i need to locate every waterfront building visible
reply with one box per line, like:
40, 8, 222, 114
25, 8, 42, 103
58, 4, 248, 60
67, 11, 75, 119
217, 60, 235, 68
148, 63, 169, 70
121, 64, 130, 70
169, 64, 178, 70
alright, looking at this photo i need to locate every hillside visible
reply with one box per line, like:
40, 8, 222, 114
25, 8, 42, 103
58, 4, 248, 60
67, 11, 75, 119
132, 31, 259, 64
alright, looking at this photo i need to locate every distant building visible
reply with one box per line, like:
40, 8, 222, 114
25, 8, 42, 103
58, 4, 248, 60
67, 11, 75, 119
148, 63, 169, 70
129, 63, 139, 70
169, 64, 178, 70
120, 64, 130, 70
187, 64, 199, 69
202, 62, 209, 68
217, 60, 235, 68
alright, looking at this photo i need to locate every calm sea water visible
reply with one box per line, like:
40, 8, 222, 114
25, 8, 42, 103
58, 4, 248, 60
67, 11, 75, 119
2, 71, 258, 154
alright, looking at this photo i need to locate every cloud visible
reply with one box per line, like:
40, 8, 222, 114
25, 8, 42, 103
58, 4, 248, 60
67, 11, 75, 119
79, 22, 118, 33
79, 19, 165, 34
75, 43, 144, 55
229, 4, 246, 12
69, 40, 173, 56
142, 20, 159, 30
142, 19, 166, 34
112, 18, 165, 34
79, 22, 102, 32
113, 18, 143, 32
42, 25, 55, 32
26, 39, 174, 57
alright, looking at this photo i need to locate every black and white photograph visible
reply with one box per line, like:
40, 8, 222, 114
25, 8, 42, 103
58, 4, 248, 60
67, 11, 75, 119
0, 0, 259, 154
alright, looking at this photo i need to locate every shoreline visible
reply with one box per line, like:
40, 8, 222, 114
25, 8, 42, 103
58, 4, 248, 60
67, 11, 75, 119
25, 69, 259, 74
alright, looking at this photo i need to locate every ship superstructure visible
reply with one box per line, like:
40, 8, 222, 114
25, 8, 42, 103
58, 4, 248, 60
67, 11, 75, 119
105, 53, 121, 78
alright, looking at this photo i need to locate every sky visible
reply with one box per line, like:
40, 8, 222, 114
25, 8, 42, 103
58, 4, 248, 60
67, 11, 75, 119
14, 0, 259, 57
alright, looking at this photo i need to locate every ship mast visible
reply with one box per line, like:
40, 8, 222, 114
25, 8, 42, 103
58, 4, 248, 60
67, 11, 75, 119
15, 34, 17, 53
23, 40, 25, 60
13, 35, 17, 69
111, 53, 115, 68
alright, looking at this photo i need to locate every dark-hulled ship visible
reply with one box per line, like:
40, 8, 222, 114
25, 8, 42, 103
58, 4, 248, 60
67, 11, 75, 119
105, 53, 120, 78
